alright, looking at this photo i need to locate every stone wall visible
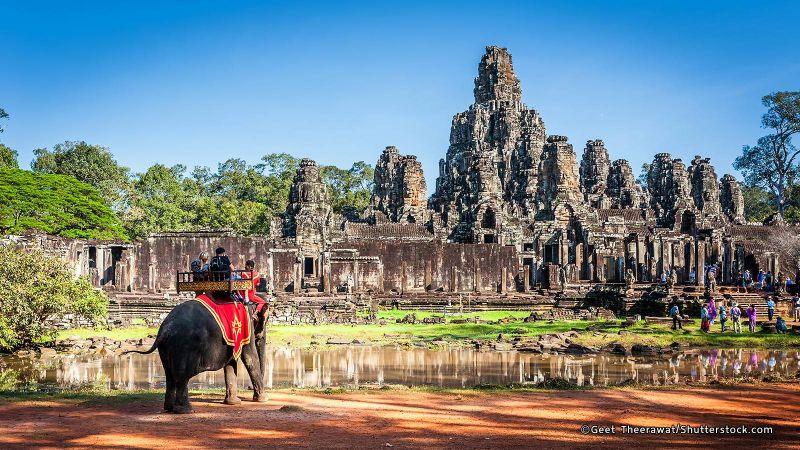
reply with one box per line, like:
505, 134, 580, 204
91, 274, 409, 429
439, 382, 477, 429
133, 231, 273, 293
335, 239, 519, 294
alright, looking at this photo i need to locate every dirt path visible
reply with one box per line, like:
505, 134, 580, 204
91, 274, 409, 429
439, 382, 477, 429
1, 385, 799, 449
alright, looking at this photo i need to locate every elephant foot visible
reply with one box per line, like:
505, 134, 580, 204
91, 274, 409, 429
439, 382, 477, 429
172, 405, 195, 414
252, 392, 268, 403
224, 396, 243, 405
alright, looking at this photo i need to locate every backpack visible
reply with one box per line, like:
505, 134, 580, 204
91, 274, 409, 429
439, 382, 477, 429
209, 255, 231, 274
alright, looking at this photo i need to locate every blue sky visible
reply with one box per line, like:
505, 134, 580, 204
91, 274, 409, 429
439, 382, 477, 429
2, 1, 799, 192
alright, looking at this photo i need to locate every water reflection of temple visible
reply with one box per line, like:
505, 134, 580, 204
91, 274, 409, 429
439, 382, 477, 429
2, 348, 796, 391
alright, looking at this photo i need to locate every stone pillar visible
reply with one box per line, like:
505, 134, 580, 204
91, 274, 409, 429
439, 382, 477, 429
322, 252, 332, 294
294, 257, 302, 293
695, 240, 705, 287
266, 251, 275, 293
401, 260, 407, 295
474, 265, 481, 293
424, 260, 432, 292
353, 259, 360, 294
500, 267, 507, 293
663, 241, 673, 276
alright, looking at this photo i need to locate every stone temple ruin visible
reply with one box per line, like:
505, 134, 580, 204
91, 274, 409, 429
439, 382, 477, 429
5, 46, 799, 325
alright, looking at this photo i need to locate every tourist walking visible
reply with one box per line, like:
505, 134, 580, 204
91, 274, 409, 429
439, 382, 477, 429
743, 269, 752, 289
731, 303, 742, 333
746, 304, 757, 333
766, 271, 774, 291
767, 297, 776, 321
700, 304, 710, 332
719, 303, 727, 332
757, 269, 765, 290
707, 297, 717, 325
793, 295, 800, 322
669, 303, 682, 330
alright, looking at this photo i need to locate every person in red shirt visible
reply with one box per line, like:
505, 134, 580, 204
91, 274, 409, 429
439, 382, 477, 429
240, 259, 267, 317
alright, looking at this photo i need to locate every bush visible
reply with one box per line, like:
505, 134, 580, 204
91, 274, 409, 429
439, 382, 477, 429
0, 246, 108, 350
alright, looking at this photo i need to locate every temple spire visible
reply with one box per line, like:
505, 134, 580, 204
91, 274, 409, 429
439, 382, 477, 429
473, 46, 522, 105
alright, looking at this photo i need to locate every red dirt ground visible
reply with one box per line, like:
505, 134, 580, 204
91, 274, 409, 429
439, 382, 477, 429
1, 384, 798, 449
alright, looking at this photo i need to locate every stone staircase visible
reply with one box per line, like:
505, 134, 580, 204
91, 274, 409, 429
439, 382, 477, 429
107, 292, 188, 326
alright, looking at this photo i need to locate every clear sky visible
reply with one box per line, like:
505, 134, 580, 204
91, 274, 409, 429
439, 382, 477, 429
2, 1, 799, 192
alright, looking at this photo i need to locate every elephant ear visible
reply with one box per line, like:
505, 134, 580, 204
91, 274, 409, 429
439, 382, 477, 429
252, 305, 268, 336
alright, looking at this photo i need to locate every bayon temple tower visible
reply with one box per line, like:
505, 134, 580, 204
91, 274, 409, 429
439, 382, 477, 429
262, 45, 773, 295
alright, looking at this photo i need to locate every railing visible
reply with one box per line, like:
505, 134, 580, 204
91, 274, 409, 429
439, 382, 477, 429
176, 270, 255, 294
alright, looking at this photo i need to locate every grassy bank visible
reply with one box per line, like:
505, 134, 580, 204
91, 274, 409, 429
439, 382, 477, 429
54, 310, 800, 350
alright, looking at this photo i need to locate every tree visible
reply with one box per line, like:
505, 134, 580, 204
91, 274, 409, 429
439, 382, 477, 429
637, 163, 651, 190
0, 107, 17, 168
256, 153, 299, 214
0, 144, 17, 169
321, 161, 374, 213
0, 107, 8, 133
741, 185, 774, 223
734, 91, 800, 216
0, 246, 108, 350
31, 141, 131, 209
123, 164, 196, 240
0, 169, 128, 240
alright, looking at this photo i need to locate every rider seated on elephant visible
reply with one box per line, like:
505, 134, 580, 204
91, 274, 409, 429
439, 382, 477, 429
240, 259, 267, 317
209, 247, 233, 281
190, 251, 210, 281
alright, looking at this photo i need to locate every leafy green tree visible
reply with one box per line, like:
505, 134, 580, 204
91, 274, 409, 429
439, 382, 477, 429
123, 164, 196, 239
31, 141, 131, 208
0, 246, 108, 350
741, 185, 774, 222
0, 144, 17, 169
0, 107, 8, 133
734, 91, 800, 216
257, 153, 299, 214
321, 161, 374, 213
637, 163, 651, 190
185, 154, 299, 235
0, 169, 128, 240
0, 108, 17, 168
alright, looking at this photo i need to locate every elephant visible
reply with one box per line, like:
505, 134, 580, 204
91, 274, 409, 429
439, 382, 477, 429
127, 297, 268, 413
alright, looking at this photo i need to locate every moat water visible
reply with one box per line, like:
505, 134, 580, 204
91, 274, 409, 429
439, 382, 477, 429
1, 347, 798, 391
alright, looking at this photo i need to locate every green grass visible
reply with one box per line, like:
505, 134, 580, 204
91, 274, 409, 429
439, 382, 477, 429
49, 310, 800, 350
55, 327, 158, 341
267, 317, 592, 348
376, 309, 531, 322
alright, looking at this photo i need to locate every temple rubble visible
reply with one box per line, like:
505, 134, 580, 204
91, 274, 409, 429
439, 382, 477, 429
4, 46, 799, 325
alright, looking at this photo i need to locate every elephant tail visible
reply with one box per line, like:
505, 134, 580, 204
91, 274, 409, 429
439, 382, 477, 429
122, 331, 163, 356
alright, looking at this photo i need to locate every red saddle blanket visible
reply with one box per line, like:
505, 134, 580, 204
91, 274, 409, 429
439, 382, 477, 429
195, 294, 251, 359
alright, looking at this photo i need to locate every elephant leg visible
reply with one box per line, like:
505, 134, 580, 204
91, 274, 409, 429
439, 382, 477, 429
160, 352, 176, 412
164, 373, 176, 412
172, 378, 194, 414
223, 361, 242, 405
241, 345, 266, 402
